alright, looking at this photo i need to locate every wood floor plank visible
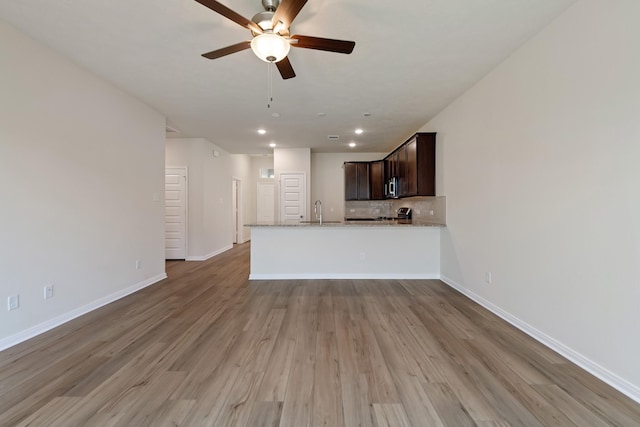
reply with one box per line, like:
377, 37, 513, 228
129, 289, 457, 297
338, 373, 376, 427
246, 401, 283, 427
255, 287, 300, 402
364, 296, 446, 426
334, 293, 401, 404
312, 331, 344, 427
278, 288, 318, 427
372, 403, 412, 427
333, 295, 377, 426
0, 340, 109, 426
212, 370, 265, 427
143, 398, 196, 427
460, 336, 578, 426
420, 382, 477, 427
1, 242, 639, 426
533, 384, 612, 427
15, 396, 83, 427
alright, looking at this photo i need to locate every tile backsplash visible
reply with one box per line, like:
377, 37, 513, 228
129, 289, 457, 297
344, 196, 446, 224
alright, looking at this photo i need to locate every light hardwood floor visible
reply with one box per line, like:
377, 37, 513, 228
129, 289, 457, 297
1, 242, 639, 426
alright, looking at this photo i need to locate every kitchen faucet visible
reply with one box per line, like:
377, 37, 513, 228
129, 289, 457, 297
314, 200, 323, 225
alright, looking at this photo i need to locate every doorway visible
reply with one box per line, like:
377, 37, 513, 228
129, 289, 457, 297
165, 167, 187, 259
232, 177, 243, 243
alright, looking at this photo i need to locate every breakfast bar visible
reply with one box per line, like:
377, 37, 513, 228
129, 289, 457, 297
249, 220, 444, 280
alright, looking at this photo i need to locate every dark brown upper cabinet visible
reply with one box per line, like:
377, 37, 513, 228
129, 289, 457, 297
385, 132, 436, 198
344, 132, 435, 201
405, 133, 436, 197
344, 161, 371, 200
369, 160, 385, 200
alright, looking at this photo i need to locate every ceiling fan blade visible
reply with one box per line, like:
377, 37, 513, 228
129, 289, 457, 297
202, 41, 251, 60
194, 0, 263, 34
271, 0, 308, 31
276, 56, 296, 79
290, 35, 355, 54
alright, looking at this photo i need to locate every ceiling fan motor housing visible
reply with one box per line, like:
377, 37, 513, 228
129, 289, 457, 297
262, 0, 280, 11
252, 11, 275, 31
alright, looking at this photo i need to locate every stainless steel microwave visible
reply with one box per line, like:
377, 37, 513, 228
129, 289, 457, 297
386, 176, 398, 198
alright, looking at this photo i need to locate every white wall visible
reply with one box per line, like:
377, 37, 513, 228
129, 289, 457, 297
165, 139, 233, 260
249, 156, 276, 226
311, 152, 386, 221
422, 0, 640, 400
0, 20, 166, 348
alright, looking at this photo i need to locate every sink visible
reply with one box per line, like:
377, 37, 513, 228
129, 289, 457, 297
299, 220, 341, 224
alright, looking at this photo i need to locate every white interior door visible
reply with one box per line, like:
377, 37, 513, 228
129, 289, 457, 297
232, 180, 238, 243
280, 172, 306, 222
165, 168, 187, 259
257, 182, 275, 223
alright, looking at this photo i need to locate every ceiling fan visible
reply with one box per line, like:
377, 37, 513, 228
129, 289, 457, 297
195, 0, 356, 79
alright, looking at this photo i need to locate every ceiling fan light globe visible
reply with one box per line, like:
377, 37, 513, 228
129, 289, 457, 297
251, 33, 290, 63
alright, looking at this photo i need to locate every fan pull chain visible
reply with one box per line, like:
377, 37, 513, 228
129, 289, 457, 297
267, 62, 274, 109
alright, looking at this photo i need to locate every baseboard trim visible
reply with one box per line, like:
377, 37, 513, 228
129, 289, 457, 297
0, 273, 167, 352
440, 275, 640, 404
185, 244, 233, 261
249, 273, 441, 280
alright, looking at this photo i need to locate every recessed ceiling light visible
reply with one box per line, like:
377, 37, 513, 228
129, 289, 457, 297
349, 142, 356, 148
258, 129, 266, 135
317, 113, 326, 117
355, 128, 364, 135
271, 112, 280, 118
363, 112, 371, 117
269, 143, 276, 148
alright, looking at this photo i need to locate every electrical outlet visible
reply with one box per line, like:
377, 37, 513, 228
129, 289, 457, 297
8, 294, 19, 311
485, 272, 492, 284
359, 252, 366, 261
135, 260, 141, 270
429, 210, 434, 216
45, 285, 54, 299
44, 285, 54, 299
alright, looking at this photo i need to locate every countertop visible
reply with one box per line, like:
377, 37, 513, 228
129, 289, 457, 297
249, 219, 446, 227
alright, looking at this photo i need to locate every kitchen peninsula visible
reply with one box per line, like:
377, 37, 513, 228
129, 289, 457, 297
249, 220, 444, 280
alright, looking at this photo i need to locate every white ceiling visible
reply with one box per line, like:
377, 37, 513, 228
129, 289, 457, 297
0, 0, 575, 154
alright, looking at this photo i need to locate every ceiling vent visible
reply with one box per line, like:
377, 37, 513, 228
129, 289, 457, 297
327, 135, 340, 141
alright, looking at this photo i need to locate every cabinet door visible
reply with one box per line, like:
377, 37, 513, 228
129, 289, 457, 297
396, 145, 408, 197
356, 162, 370, 200
344, 162, 371, 200
370, 161, 384, 200
415, 133, 436, 196
405, 138, 418, 196
344, 162, 359, 200
384, 156, 392, 184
